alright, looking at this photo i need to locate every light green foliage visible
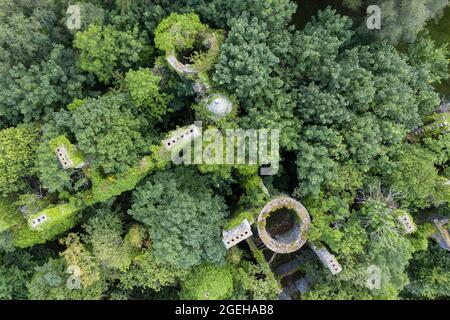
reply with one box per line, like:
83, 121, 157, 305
28, 258, 106, 300
237, 175, 270, 210
15, 194, 51, 217
189, 31, 224, 74
71, 94, 147, 174
124, 68, 172, 120
306, 195, 419, 299
306, 195, 366, 257
82, 210, 134, 271
233, 262, 280, 300
224, 211, 255, 231
12, 200, 81, 248
0, 197, 22, 233
129, 167, 228, 268
74, 24, 148, 83
154, 13, 207, 54
245, 240, 281, 296
180, 264, 234, 300
0, 126, 39, 197
386, 144, 447, 208
27, 147, 167, 249
359, 199, 409, 251
422, 130, 450, 165
59, 233, 101, 287
83, 150, 167, 205
49, 135, 86, 168
118, 248, 188, 292
66, 98, 86, 112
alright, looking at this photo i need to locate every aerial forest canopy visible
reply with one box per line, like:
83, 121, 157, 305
0, 0, 449, 301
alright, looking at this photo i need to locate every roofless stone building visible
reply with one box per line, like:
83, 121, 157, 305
222, 196, 343, 278
257, 197, 311, 254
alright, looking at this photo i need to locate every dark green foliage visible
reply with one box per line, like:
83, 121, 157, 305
289, 8, 446, 198
0, 251, 37, 299
0, 0, 68, 71
129, 167, 228, 268
407, 242, 450, 299
0, 46, 89, 126
0, 0, 449, 301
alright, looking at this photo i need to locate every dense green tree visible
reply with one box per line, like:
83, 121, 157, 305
213, 12, 300, 149
74, 24, 149, 83
0, 251, 37, 299
287, 8, 447, 199
233, 262, 280, 300
118, 248, 188, 292
0, 0, 449, 302
28, 258, 106, 300
70, 94, 148, 174
179, 263, 234, 300
0, 126, 39, 197
182, 0, 296, 31
82, 210, 134, 271
407, 242, 450, 299
408, 37, 449, 83
0, 0, 68, 72
34, 141, 74, 194
124, 68, 172, 121
0, 45, 89, 126
385, 144, 447, 208
305, 195, 419, 300
129, 167, 228, 268
213, 15, 279, 100
34, 110, 84, 194
154, 12, 207, 54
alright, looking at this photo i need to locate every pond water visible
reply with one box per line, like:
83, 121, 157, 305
293, 0, 354, 29
427, 5, 450, 97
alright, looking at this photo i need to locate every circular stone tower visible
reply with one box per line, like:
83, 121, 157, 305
257, 197, 311, 253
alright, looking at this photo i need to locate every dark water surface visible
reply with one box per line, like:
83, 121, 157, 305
293, 0, 355, 29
